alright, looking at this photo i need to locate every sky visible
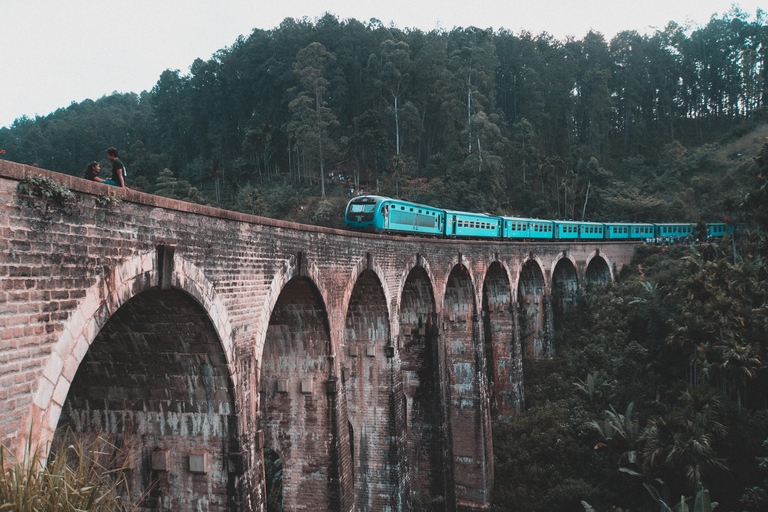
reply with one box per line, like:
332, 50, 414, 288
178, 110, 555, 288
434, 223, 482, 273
1, 0, 763, 129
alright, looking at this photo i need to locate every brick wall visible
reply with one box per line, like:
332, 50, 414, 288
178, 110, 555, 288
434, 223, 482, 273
0, 160, 640, 511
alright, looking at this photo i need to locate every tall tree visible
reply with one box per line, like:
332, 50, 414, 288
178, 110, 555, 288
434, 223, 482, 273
288, 42, 339, 199
378, 39, 412, 155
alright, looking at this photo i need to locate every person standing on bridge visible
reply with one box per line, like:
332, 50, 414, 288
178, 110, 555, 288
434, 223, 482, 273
103, 147, 126, 187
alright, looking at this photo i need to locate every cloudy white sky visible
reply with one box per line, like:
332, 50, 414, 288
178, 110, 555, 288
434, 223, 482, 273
1, 0, 762, 129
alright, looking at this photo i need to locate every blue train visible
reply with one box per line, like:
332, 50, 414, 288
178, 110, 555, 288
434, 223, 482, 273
345, 195, 725, 243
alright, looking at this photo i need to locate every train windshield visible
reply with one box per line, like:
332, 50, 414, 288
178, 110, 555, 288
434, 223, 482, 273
349, 203, 376, 213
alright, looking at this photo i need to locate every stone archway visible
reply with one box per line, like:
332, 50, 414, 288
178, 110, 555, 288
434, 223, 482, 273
518, 259, 548, 358
399, 266, 446, 507
585, 256, 611, 287
259, 276, 340, 512
444, 264, 492, 509
552, 257, 579, 317
343, 269, 398, 512
56, 288, 240, 511
482, 262, 522, 421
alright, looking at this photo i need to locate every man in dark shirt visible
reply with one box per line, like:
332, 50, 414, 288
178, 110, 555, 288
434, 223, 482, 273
84, 161, 104, 182
104, 147, 126, 187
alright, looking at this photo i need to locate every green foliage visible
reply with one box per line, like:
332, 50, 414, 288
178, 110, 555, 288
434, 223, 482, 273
18, 174, 76, 207
263, 448, 282, 512
1, 12, 766, 224
0, 431, 131, 511
494, 215, 768, 511
95, 194, 122, 207
151, 168, 206, 205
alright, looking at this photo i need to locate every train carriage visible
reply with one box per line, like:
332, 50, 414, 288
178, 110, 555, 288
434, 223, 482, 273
554, 221, 604, 240
655, 223, 696, 243
345, 195, 444, 235
605, 223, 655, 240
445, 210, 501, 238
500, 216, 554, 240
706, 222, 732, 239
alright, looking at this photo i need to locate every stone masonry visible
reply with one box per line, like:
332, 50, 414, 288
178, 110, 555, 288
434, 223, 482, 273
0, 160, 640, 511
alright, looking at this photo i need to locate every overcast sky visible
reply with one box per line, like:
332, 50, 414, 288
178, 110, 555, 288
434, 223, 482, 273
1, 0, 762, 129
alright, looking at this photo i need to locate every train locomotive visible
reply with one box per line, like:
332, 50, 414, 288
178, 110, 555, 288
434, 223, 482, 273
345, 194, 722, 243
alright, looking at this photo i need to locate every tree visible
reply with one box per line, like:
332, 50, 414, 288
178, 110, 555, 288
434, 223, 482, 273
288, 43, 340, 199
378, 39, 412, 155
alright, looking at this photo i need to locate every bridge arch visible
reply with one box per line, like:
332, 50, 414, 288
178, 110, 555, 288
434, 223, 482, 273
57, 286, 240, 509
444, 262, 493, 507
551, 255, 580, 317
29, 249, 237, 458
255, 252, 331, 361
341, 254, 394, 331
398, 264, 445, 506
585, 251, 613, 287
482, 261, 521, 420
342, 265, 400, 511
259, 274, 343, 511
517, 257, 549, 358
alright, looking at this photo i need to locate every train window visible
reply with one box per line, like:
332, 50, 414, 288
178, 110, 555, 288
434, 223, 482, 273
350, 203, 376, 213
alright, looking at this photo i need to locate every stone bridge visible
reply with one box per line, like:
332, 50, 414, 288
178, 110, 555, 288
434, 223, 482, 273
0, 160, 638, 511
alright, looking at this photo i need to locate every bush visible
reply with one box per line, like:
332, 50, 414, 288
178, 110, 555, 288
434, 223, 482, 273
0, 430, 132, 511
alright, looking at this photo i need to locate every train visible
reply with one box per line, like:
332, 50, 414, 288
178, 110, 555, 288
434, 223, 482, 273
345, 195, 731, 243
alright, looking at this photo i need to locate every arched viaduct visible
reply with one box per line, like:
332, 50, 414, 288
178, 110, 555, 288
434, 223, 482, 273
0, 161, 638, 511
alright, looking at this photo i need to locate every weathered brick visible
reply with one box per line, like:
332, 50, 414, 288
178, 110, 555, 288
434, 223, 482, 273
0, 161, 638, 512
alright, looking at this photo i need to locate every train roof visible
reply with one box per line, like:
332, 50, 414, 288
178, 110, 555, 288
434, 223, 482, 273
444, 209, 498, 218
350, 195, 444, 211
498, 215, 553, 222
603, 221, 656, 225
552, 219, 604, 225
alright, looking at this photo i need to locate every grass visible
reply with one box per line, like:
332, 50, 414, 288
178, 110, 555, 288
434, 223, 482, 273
0, 429, 133, 511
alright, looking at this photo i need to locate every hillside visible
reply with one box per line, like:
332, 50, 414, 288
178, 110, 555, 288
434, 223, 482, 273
0, 11, 766, 228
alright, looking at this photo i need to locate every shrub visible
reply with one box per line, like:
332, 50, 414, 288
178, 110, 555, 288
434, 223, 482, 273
0, 430, 132, 511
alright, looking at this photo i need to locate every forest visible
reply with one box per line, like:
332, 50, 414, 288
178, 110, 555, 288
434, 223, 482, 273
1, 7, 768, 512
494, 139, 768, 512
0, 7, 766, 228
